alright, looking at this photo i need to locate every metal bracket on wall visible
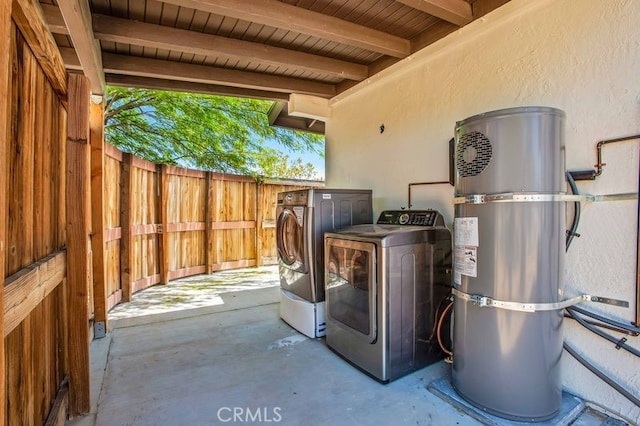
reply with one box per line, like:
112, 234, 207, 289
453, 191, 638, 205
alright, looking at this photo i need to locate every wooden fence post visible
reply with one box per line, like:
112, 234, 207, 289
0, 1, 12, 423
90, 97, 108, 335
205, 172, 214, 274
158, 164, 170, 284
120, 153, 133, 300
65, 73, 91, 416
256, 182, 263, 267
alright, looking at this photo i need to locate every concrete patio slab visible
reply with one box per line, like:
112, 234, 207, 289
83, 301, 481, 426
67, 267, 627, 425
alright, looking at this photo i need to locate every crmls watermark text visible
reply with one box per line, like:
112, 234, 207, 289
217, 407, 283, 423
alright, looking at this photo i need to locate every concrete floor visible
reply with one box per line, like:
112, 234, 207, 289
69, 267, 624, 426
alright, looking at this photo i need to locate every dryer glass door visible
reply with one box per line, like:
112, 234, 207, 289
276, 207, 306, 273
325, 238, 376, 342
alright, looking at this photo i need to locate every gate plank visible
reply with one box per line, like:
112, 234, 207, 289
0, 1, 11, 421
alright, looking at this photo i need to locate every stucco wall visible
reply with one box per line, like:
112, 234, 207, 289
325, 0, 640, 422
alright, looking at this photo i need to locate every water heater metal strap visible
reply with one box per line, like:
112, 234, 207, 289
452, 288, 585, 312
453, 192, 637, 205
451, 288, 628, 313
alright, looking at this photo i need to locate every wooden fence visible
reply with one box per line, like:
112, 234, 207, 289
98, 144, 322, 314
1, 2, 321, 423
1, 0, 85, 423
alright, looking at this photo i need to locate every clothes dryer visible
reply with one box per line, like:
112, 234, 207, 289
324, 210, 452, 382
276, 188, 372, 338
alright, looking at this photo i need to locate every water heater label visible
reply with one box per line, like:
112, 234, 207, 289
454, 217, 479, 246
454, 246, 477, 284
454, 217, 479, 284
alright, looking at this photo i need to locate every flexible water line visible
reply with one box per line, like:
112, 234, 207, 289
563, 342, 640, 408
568, 305, 640, 336
566, 309, 640, 358
566, 171, 581, 250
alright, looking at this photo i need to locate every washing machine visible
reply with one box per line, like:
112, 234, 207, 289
324, 210, 452, 383
276, 188, 372, 338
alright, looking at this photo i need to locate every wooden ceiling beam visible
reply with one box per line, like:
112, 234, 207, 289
395, 0, 472, 26
288, 94, 330, 121
61, 47, 290, 101
59, 46, 82, 70
41, 3, 68, 34
56, 0, 105, 94
335, 19, 460, 96
11, 0, 67, 99
160, 0, 410, 58
472, 0, 511, 19
105, 74, 290, 102
411, 20, 459, 52
90, 14, 367, 81
102, 53, 336, 98
43, 5, 369, 81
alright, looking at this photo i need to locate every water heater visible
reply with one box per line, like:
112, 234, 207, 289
451, 107, 566, 421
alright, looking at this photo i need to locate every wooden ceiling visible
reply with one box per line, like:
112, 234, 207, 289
39, 0, 510, 132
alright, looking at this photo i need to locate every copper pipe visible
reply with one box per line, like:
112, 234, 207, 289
595, 134, 640, 176
437, 300, 453, 356
407, 181, 450, 209
591, 133, 640, 327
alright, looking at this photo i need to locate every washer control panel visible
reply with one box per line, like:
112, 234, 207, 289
376, 210, 445, 227
277, 190, 308, 206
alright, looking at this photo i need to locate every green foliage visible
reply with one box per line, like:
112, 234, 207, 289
104, 86, 324, 178
256, 149, 322, 180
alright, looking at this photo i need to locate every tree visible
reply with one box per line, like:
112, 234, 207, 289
104, 86, 324, 179
257, 150, 322, 180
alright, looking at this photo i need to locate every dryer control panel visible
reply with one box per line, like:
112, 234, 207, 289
376, 210, 445, 227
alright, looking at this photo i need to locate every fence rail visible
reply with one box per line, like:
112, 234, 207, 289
100, 144, 322, 310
